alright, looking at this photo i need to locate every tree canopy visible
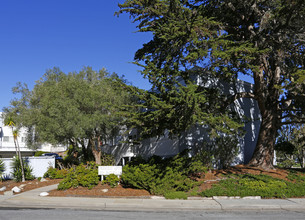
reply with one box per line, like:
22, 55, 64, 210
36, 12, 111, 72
4, 67, 134, 164
118, 0, 305, 169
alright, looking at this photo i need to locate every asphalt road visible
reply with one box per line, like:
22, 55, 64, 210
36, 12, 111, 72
0, 208, 305, 220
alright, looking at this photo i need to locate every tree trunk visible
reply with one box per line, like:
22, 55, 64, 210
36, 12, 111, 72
12, 127, 25, 182
249, 57, 282, 170
16, 139, 25, 182
248, 109, 278, 170
89, 138, 102, 165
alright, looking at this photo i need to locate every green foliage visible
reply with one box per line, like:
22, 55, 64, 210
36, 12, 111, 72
100, 152, 116, 166
164, 191, 187, 200
37, 177, 42, 181
0, 159, 5, 180
34, 151, 49, 157
11, 157, 34, 182
201, 174, 305, 198
276, 125, 305, 168
121, 151, 207, 195
43, 167, 68, 179
57, 162, 99, 190
287, 170, 305, 182
102, 174, 120, 188
198, 135, 240, 169
118, 0, 305, 168
4, 67, 136, 164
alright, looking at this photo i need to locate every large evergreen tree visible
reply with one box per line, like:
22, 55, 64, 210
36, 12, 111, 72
118, 0, 305, 169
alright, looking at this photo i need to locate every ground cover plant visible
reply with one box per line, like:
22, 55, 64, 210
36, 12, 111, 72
200, 170, 305, 198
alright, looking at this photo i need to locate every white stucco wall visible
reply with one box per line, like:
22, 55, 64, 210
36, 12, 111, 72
1, 156, 55, 179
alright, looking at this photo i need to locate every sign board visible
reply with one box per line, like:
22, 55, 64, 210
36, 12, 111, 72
98, 166, 122, 181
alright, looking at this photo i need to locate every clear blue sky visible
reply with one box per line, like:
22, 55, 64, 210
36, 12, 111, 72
0, 0, 152, 111
0, 0, 253, 111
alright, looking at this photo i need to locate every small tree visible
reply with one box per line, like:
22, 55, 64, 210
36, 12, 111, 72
11, 157, 34, 182
4, 116, 25, 182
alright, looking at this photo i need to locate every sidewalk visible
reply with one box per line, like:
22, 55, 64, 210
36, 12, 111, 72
1, 184, 305, 211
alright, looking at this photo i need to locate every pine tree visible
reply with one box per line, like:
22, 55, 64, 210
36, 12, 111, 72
118, 0, 305, 169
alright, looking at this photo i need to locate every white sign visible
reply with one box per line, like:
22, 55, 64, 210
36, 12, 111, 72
98, 166, 122, 181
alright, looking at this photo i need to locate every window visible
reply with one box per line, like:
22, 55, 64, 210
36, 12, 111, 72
3, 136, 9, 142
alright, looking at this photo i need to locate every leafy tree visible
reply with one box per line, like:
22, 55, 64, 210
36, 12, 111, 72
117, 0, 305, 169
4, 67, 134, 165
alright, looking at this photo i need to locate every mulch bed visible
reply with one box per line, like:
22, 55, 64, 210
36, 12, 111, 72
1, 165, 302, 197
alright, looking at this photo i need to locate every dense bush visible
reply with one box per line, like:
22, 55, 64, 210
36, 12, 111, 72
58, 162, 99, 190
102, 174, 120, 188
121, 150, 207, 195
200, 173, 305, 198
43, 167, 68, 179
11, 157, 35, 182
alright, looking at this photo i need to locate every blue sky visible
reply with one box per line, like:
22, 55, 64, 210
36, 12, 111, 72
0, 1, 254, 111
0, 0, 152, 111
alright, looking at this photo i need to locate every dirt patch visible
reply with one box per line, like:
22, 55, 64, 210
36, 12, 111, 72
212, 165, 290, 181
49, 184, 151, 198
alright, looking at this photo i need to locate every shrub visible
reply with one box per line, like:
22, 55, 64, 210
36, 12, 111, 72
102, 174, 120, 188
121, 150, 207, 196
43, 167, 68, 179
121, 163, 157, 192
164, 191, 188, 200
11, 157, 35, 182
58, 162, 99, 190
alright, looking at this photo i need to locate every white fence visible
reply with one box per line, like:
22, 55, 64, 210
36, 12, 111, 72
1, 156, 55, 179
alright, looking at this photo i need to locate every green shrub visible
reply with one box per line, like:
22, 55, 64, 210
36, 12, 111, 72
11, 157, 35, 182
43, 167, 68, 179
37, 177, 42, 181
58, 162, 99, 190
121, 150, 207, 196
121, 163, 157, 192
102, 174, 120, 188
164, 191, 188, 200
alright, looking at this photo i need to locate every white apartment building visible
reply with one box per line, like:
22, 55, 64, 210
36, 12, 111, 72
0, 112, 67, 158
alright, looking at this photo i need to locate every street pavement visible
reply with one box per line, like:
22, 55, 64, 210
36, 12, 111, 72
1, 184, 305, 211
